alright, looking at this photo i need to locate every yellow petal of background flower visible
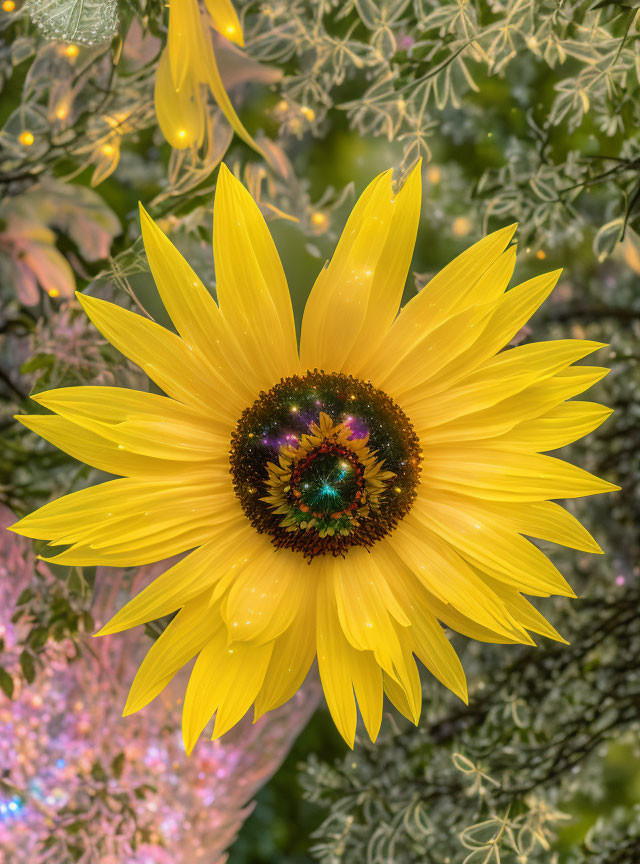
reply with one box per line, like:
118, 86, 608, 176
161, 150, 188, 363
167, 0, 201, 91
154, 48, 204, 149
201, 27, 266, 157
204, 0, 244, 45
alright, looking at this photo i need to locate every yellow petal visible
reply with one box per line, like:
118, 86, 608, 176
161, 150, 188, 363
301, 167, 421, 373
465, 498, 602, 554
32, 385, 229, 459
419, 366, 610, 446
375, 224, 517, 368
372, 300, 496, 398
221, 547, 308, 644
15, 414, 195, 479
385, 626, 422, 725
123, 593, 216, 715
11, 476, 233, 566
316, 568, 357, 747
332, 550, 408, 681
366, 245, 516, 392
96, 522, 256, 635
413, 497, 575, 597
154, 47, 204, 149
426, 268, 562, 394
345, 162, 422, 372
38, 524, 217, 567
349, 647, 384, 742
139, 204, 256, 404
204, 0, 243, 45
76, 293, 232, 418
389, 576, 468, 703
424, 448, 619, 502
408, 340, 606, 429
253, 589, 317, 719
492, 401, 613, 452
382, 528, 532, 643
482, 577, 569, 644
213, 164, 299, 387
316, 564, 387, 744
182, 632, 272, 752
376, 546, 527, 646
383, 671, 418, 725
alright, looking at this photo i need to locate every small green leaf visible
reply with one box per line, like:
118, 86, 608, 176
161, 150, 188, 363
27, 627, 49, 651
16, 588, 33, 606
0, 667, 14, 699
111, 751, 125, 779
19, 651, 36, 684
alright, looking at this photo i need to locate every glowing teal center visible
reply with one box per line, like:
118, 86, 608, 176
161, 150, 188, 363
297, 452, 360, 514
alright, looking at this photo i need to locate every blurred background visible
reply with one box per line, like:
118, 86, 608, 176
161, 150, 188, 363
0, 1, 639, 862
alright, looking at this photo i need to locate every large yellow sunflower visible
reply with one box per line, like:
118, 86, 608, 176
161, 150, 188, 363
11, 164, 618, 750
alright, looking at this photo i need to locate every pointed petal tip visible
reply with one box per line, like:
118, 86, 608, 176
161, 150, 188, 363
182, 730, 197, 756
75, 290, 94, 313
93, 621, 119, 637
218, 161, 232, 181
122, 700, 137, 718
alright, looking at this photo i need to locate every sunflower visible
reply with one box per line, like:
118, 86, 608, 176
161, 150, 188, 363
155, 0, 262, 154
11, 164, 618, 750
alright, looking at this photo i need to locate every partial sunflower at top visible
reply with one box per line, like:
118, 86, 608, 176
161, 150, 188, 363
155, 0, 263, 156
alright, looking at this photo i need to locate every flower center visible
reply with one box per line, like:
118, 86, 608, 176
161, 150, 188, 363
229, 371, 421, 560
